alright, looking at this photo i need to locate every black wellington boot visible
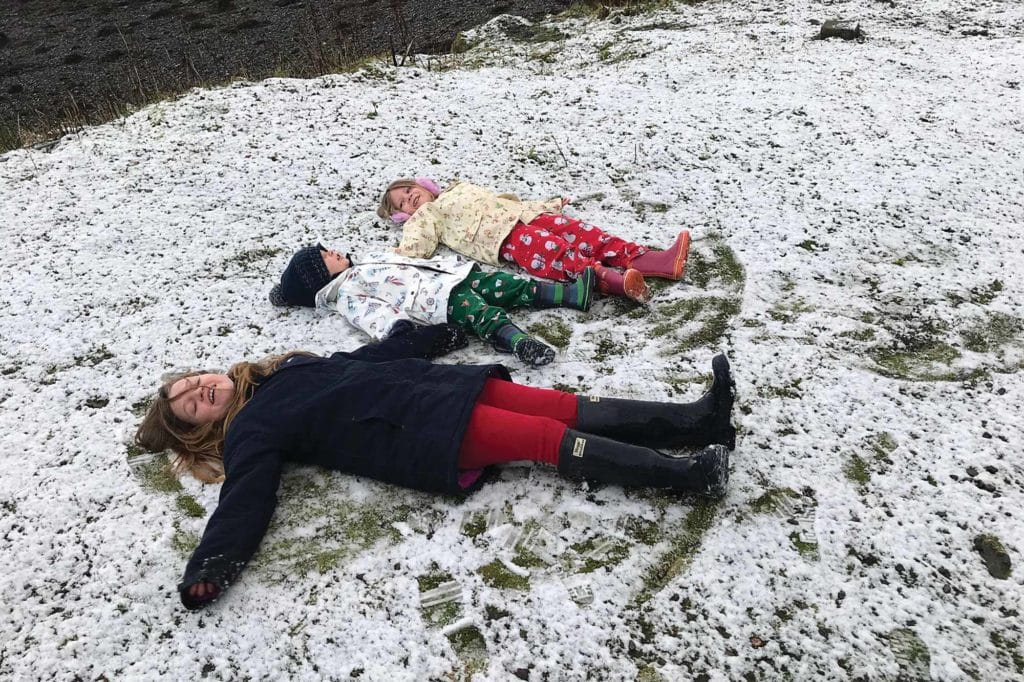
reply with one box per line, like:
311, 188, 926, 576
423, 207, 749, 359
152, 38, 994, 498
492, 323, 556, 367
556, 429, 729, 498
576, 354, 736, 450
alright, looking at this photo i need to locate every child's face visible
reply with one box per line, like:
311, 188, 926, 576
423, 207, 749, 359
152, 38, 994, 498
321, 249, 350, 276
389, 185, 434, 216
168, 373, 235, 426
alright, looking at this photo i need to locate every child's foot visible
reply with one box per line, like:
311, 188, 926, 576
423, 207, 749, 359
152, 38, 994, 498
492, 323, 556, 366
696, 444, 730, 499
565, 266, 596, 312
628, 230, 690, 280
531, 267, 595, 312
513, 337, 556, 367
595, 264, 651, 303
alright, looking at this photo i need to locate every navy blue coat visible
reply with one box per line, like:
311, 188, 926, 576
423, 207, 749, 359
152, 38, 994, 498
178, 323, 510, 609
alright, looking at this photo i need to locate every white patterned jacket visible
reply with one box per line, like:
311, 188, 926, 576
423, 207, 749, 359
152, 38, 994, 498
314, 252, 476, 340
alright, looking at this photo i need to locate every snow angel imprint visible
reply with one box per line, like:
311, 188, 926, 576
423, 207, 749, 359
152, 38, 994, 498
135, 324, 737, 610
377, 177, 692, 303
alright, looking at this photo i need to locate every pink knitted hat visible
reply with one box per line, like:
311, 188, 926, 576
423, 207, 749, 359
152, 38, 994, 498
390, 177, 442, 223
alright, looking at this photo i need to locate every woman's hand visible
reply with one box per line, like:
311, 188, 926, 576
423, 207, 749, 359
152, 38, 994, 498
188, 581, 220, 602
560, 197, 571, 208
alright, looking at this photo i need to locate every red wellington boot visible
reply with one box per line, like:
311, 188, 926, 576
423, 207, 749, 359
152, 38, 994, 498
594, 264, 651, 303
628, 230, 690, 280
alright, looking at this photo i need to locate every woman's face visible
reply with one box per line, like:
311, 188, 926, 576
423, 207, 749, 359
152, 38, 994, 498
168, 373, 235, 425
389, 185, 434, 216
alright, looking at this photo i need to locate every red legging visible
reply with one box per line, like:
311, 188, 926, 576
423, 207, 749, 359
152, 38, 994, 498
498, 214, 647, 281
457, 379, 578, 469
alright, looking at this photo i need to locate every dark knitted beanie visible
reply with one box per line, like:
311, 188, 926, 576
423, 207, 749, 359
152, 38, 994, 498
269, 246, 332, 308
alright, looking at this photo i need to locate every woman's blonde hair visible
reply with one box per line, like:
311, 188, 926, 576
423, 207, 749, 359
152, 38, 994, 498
134, 352, 313, 482
377, 178, 419, 220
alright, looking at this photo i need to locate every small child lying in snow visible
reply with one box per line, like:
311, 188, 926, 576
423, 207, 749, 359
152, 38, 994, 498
269, 244, 595, 366
377, 177, 691, 303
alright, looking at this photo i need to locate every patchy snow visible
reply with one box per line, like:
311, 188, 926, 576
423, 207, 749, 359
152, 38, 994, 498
2, 0, 1023, 679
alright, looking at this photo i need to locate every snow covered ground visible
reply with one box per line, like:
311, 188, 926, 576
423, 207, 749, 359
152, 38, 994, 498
2, 0, 1022, 679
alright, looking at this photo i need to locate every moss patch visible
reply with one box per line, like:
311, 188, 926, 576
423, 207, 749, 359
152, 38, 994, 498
171, 525, 200, 558
418, 569, 461, 627
757, 378, 803, 400
685, 237, 745, 290
620, 515, 661, 545
767, 299, 814, 323
888, 628, 931, 679
869, 432, 898, 459
871, 340, 965, 381
479, 559, 530, 591
527, 317, 573, 350
448, 625, 489, 672
750, 488, 799, 515
175, 495, 206, 518
130, 397, 152, 417
973, 534, 1012, 579
790, 531, 819, 561
133, 457, 183, 494
644, 296, 741, 355
224, 247, 282, 270
961, 311, 1023, 353
74, 345, 114, 367
844, 454, 870, 488
461, 513, 487, 539
634, 499, 719, 605
255, 475, 415, 576
990, 632, 1024, 675
590, 334, 630, 364
572, 536, 633, 573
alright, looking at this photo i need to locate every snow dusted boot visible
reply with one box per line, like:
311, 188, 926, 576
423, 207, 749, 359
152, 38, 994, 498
532, 266, 595, 312
557, 429, 729, 498
492, 323, 556, 367
628, 230, 690, 280
594, 263, 651, 303
575, 354, 736, 450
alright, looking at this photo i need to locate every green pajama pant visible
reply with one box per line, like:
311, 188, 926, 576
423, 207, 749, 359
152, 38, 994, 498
446, 270, 539, 341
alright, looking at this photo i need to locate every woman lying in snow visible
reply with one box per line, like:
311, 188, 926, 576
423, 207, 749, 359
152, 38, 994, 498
377, 177, 691, 304
269, 243, 595, 367
135, 323, 736, 610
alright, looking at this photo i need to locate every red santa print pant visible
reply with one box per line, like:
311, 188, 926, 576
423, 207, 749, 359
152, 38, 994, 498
498, 213, 647, 281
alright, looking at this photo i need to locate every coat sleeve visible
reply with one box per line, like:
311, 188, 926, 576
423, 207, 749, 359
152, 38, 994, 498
520, 197, 564, 216
334, 291, 412, 341
334, 322, 468, 363
396, 207, 442, 259
177, 434, 283, 610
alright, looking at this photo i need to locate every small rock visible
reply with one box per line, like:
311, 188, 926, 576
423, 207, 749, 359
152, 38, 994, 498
973, 534, 1012, 579
750, 635, 766, 648
818, 19, 864, 41
973, 479, 997, 494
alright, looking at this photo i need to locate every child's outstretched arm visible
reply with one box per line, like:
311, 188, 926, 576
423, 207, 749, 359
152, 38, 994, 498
178, 438, 285, 610
395, 206, 443, 259
333, 291, 414, 342
334, 322, 468, 363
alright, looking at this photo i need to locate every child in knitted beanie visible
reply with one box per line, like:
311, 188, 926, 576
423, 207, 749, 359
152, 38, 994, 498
269, 244, 597, 367
377, 177, 692, 304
